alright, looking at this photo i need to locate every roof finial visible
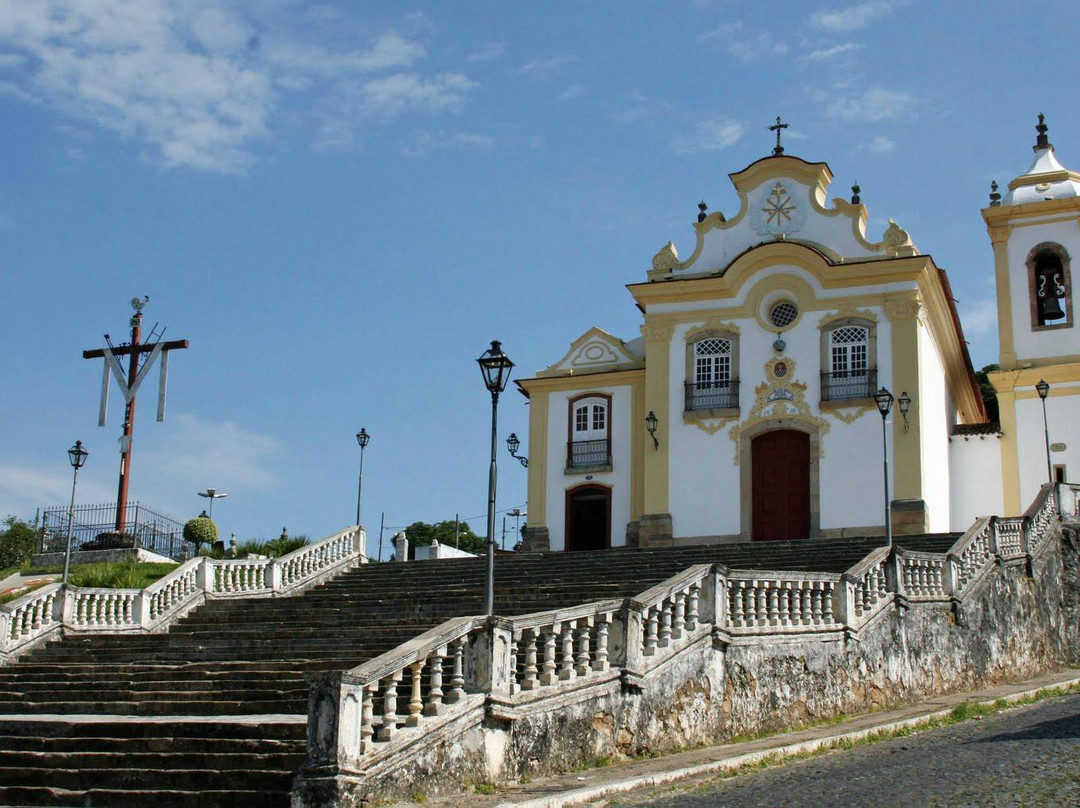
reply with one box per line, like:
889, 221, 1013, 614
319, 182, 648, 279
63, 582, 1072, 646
851, 182, 861, 205
697, 200, 708, 222
768, 116, 789, 156
989, 180, 1001, 207
1034, 112, 1053, 152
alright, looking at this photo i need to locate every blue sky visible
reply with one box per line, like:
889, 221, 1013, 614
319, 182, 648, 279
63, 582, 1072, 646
1, 0, 1077, 553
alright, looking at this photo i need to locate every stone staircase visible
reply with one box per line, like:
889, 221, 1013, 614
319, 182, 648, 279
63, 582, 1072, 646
0, 533, 955, 806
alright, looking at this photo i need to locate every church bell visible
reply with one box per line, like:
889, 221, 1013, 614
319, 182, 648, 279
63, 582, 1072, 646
1040, 293, 1065, 321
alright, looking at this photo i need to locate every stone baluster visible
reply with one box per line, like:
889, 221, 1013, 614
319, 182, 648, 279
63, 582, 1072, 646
658, 601, 672, 648
672, 592, 686, 640
521, 629, 539, 690
424, 649, 444, 716
731, 582, 745, 627
540, 627, 558, 685
406, 660, 425, 727
378, 671, 402, 741
644, 607, 659, 656
810, 584, 823, 625
559, 621, 576, 680
574, 619, 592, 676
767, 583, 779, 626
509, 633, 520, 695
686, 584, 700, 631
360, 683, 376, 753
594, 616, 610, 672
446, 639, 465, 703
755, 583, 767, 625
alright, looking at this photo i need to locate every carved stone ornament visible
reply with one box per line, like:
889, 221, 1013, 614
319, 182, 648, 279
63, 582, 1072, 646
817, 306, 879, 328
651, 241, 680, 271
689, 415, 739, 435
640, 321, 675, 343
750, 181, 808, 237
883, 298, 922, 321
824, 402, 876, 424
881, 219, 918, 257
728, 356, 831, 464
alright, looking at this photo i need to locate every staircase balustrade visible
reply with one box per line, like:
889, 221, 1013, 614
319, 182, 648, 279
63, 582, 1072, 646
894, 550, 949, 601
724, 573, 839, 633
1059, 482, 1080, 520
1026, 485, 1059, 553
946, 517, 996, 597
0, 584, 62, 662
841, 546, 893, 628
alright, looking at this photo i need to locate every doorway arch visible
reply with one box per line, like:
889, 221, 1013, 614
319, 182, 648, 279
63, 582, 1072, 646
565, 484, 611, 551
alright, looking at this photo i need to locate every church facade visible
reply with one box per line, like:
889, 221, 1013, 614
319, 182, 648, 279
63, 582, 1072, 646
517, 117, 1079, 552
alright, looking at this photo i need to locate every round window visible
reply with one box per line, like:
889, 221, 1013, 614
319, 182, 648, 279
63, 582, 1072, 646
769, 301, 799, 329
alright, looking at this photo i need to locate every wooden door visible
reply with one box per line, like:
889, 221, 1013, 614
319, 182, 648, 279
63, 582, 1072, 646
751, 430, 810, 541
565, 485, 611, 551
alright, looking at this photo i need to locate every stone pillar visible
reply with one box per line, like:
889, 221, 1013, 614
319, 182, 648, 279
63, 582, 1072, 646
394, 531, 408, 562
520, 526, 550, 553
638, 513, 673, 547
641, 320, 675, 546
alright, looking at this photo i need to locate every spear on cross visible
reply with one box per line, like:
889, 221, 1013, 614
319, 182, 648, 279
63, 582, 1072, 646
82, 297, 189, 534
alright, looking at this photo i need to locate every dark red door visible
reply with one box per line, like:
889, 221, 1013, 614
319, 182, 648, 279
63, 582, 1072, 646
751, 430, 810, 541
565, 485, 611, 551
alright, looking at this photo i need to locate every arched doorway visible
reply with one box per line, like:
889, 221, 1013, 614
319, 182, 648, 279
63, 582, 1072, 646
565, 485, 611, 551
751, 429, 810, 541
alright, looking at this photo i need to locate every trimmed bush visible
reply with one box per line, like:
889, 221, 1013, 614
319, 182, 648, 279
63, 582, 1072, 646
183, 516, 218, 552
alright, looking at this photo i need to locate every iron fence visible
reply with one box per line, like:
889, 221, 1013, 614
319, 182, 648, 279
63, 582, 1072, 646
821, 368, 877, 402
567, 439, 612, 470
38, 501, 191, 561
685, 379, 740, 411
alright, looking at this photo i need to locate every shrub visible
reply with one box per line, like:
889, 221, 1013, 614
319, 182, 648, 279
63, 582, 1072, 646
183, 516, 218, 552
0, 517, 38, 570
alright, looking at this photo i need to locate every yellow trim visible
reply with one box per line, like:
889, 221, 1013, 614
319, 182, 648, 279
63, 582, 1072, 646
1015, 386, 1080, 400
885, 293, 924, 505
535, 326, 644, 378
631, 378, 645, 520
1005, 168, 1080, 192
641, 321, 673, 515
526, 389, 549, 529
517, 368, 646, 395
989, 362, 1080, 391
987, 224, 1017, 368
994, 385, 1021, 516
983, 196, 1080, 225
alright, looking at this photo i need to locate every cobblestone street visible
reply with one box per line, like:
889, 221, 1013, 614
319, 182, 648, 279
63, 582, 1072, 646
611, 693, 1080, 807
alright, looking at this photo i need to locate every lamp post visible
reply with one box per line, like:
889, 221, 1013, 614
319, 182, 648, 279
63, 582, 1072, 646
478, 340, 514, 617
506, 433, 529, 467
355, 428, 370, 526
63, 440, 89, 586
874, 388, 895, 548
1036, 380, 1052, 483
197, 488, 228, 520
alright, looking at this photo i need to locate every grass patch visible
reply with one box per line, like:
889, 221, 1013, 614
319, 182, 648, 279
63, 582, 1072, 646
24, 560, 179, 589
0, 579, 52, 604
471, 781, 501, 795
571, 755, 614, 772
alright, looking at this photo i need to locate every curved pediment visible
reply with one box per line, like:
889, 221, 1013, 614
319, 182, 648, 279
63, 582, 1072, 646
537, 327, 645, 378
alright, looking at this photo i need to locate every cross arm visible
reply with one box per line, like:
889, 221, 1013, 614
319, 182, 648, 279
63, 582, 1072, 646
83, 339, 189, 359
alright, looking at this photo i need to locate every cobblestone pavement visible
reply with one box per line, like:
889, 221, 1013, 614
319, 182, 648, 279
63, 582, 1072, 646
608, 693, 1080, 807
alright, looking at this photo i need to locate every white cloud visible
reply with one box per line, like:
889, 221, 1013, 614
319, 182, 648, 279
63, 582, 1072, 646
673, 118, 744, 154
959, 297, 998, 339
520, 55, 578, 79
468, 41, 506, 63
0, 464, 114, 523
557, 83, 585, 101
399, 129, 494, 157
861, 134, 896, 153
0, 1, 475, 172
825, 86, 916, 122
699, 21, 787, 61
810, 2, 893, 32
807, 42, 862, 60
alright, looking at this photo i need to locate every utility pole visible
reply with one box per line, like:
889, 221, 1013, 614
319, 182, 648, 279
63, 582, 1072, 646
82, 297, 188, 534
454, 513, 460, 549
377, 512, 385, 562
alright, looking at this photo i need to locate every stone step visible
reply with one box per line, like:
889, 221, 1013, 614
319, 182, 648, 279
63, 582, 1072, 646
0, 764, 294, 791
0, 699, 307, 716
0, 719, 306, 740
0, 750, 305, 770
0, 785, 290, 807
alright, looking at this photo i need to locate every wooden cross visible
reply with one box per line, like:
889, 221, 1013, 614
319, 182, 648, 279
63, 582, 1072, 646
82, 297, 189, 534
768, 116, 789, 156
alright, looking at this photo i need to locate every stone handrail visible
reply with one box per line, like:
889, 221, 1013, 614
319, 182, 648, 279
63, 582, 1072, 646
0, 527, 365, 663
723, 569, 841, 634
1058, 482, 1080, 521
627, 564, 712, 670
946, 516, 996, 597
1025, 484, 1058, 554
994, 517, 1026, 560
841, 546, 893, 628
894, 549, 949, 602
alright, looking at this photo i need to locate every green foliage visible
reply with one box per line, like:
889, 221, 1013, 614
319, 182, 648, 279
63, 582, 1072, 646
22, 560, 179, 589
183, 517, 218, 550
0, 516, 37, 571
975, 363, 1001, 424
261, 534, 310, 557
403, 520, 485, 555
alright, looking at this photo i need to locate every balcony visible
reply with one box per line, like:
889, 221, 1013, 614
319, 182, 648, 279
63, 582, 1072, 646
567, 438, 612, 471
685, 380, 740, 412
820, 368, 876, 402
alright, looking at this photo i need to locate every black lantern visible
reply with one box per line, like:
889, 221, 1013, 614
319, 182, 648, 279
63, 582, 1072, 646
478, 340, 514, 395
1036, 380, 1053, 483
874, 387, 895, 417
897, 391, 912, 431
1036, 379, 1050, 400
67, 440, 88, 470
645, 410, 659, 449
507, 432, 528, 467
356, 428, 371, 448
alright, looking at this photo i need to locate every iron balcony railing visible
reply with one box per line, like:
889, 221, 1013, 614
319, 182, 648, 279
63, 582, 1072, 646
821, 368, 877, 402
567, 438, 612, 470
38, 501, 192, 561
685, 379, 740, 412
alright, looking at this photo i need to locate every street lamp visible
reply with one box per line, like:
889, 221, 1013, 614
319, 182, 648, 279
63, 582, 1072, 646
355, 428, 371, 526
645, 411, 659, 449
478, 340, 514, 617
874, 387, 895, 548
506, 433, 528, 467
63, 440, 89, 585
1036, 380, 1052, 483
197, 488, 228, 520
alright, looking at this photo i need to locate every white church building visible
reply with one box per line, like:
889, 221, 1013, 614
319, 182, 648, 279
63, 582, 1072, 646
517, 116, 1079, 552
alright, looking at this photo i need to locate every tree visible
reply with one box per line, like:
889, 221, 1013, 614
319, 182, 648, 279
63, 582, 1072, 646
403, 520, 486, 555
183, 514, 218, 552
975, 363, 1001, 424
0, 516, 38, 570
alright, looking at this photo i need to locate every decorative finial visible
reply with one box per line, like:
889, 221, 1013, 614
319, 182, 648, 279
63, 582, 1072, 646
851, 182, 861, 205
768, 116, 789, 156
130, 295, 149, 314
697, 200, 708, 222
989, 180, 1001, 207
1034, 112, 1052, 152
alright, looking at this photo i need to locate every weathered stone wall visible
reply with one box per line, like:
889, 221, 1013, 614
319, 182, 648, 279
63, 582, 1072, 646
302, 526, 1080, 804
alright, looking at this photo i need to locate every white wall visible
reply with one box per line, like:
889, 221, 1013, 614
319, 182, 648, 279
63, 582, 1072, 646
544, 384, 634, 551
917, 322, 952, 532
1015, 386, 1080, 506
949, 435, 1004, 528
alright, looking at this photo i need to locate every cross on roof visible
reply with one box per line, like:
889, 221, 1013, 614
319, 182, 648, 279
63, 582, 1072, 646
768, 116, 789, 156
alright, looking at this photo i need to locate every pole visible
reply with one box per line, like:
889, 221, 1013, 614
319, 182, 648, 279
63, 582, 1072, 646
454, 514, 460, 549
485, 390, 499, 617
63, 465, 80, 585
882, 413, 892, 549
356, 443, 366, 527
114, 311, 142, 533
1041, 396, 1053, 483
501, 515, 507, 551
377, 512, 385, 562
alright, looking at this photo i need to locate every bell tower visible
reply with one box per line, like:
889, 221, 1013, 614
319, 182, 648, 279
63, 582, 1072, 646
983, 114, 1080, 515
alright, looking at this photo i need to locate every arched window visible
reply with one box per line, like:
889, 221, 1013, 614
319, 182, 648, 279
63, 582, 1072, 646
1027, 243, 1072, 329
821, 320, 876, 401
684, 330, 740, 412
567, 394, 611, 470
